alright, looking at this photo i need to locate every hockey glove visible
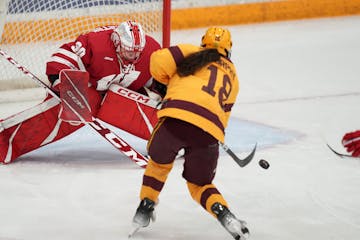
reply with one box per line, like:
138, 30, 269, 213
48, 74, 61, 92
342, 130, 360, 157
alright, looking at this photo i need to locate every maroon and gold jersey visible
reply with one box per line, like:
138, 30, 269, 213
150, 44, 239, 142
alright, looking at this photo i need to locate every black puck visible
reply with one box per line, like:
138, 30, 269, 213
259, 159, 270, 169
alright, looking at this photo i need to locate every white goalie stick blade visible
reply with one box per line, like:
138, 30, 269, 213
326, 143, 358, 158
220, 143, 257, 167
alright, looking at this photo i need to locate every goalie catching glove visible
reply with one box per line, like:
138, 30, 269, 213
143, 79, 167, 102
342, 130, 360, 157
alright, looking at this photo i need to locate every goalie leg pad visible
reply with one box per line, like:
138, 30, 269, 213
96, 84, 158, 140
0, 96, 84, 164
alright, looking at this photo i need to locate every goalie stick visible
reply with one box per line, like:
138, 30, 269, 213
0, 48, 148, 168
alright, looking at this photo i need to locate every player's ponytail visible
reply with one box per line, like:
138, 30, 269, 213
177, 48, 220, 77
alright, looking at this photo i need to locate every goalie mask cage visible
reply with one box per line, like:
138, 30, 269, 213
0, 0, 171, 90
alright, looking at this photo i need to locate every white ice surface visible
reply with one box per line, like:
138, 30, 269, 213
0, 16, 360, 240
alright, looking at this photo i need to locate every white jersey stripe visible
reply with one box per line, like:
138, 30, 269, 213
47, 55, 77, 70
54, 48, 86, 71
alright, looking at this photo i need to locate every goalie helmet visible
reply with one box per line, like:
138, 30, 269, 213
201, 27, 232, 58
111, 20, 146, 63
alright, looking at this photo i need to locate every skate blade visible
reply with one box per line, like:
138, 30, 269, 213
128, 225, 141, 238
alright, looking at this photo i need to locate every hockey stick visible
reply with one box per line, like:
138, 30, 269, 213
326, 143, 357, 158
220, 142, 257, 167
124, 85, 258, 167
0, 49, 148, 168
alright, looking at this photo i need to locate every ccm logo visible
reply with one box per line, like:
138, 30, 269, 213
89, 121, 148, 167
66, 90, 85, 109
116, 87, 150, 104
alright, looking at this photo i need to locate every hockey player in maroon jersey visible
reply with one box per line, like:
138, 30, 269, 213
130, 27, 249, 240
0, 20, 161, 164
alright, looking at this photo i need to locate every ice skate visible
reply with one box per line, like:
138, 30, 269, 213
211, 202, 249, 240
129, 198, 156, 238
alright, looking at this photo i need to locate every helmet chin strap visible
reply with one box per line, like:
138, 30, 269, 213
117, 52, 139, 67
118, 55, 135, 81
121, 63, 135, 74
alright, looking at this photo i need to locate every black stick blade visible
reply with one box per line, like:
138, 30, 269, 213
221, 143, 257, 167
326, 144, 354, 158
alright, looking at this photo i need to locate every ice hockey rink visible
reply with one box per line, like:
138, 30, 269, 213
0, 15, 360, 240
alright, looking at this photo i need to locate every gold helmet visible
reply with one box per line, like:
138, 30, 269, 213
201, 27, 232, 57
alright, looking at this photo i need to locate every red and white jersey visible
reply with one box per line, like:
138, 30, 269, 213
46, 25, 161, 92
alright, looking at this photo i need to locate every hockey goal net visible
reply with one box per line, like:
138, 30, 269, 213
0, 0, 171, 90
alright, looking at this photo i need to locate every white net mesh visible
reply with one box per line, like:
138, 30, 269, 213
0, 0, 166, 90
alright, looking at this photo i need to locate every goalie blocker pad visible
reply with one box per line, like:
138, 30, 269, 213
97, 84, 158, 140
59, 69, 92, 123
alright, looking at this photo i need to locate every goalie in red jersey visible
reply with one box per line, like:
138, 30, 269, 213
0, 20, 162, 164
342, 130, 360, 157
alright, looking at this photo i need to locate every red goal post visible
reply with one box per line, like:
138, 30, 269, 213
0, 0, 171, 90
